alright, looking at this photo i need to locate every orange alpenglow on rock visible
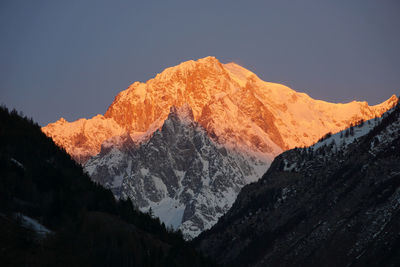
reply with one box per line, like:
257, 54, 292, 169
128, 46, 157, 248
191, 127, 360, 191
42, 56, 398, 165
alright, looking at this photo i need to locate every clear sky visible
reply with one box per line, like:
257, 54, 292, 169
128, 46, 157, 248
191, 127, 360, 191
1, 0, 399, 126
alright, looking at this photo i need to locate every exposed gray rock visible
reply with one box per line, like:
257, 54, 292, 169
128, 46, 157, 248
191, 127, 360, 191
85, 104, 263, 239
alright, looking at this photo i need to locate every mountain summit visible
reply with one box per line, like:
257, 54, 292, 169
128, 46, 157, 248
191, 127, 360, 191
42, 56, 397, 238
43, 56, 397, 165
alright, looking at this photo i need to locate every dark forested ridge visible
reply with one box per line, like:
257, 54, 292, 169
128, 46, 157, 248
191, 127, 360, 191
196, 100, 400, 267
0, 106, 216, 267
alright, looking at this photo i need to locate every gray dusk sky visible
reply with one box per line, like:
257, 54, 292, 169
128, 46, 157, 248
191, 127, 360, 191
1, 0, 399, 125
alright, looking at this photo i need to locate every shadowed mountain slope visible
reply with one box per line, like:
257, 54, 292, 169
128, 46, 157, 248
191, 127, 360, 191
0, 106, 216, 267
196, 99, 400, 267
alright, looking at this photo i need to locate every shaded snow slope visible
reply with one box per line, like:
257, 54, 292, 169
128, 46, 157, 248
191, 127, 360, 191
85, 105, 265, 239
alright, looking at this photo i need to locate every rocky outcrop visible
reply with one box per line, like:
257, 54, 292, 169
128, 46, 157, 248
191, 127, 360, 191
85, 104, 264, 239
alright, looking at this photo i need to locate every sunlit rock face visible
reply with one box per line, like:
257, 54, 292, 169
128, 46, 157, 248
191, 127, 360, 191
42, 56, 397, 165
42, 56, 398, 238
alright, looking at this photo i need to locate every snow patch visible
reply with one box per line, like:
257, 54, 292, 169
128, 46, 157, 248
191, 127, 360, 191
144, 198, 185, 230
15, 213, 52, 237
11, 158, 24, 169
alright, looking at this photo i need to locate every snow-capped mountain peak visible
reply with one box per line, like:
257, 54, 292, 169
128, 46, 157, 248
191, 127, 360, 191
41, 56, 398, 238
43, 57, 397, 166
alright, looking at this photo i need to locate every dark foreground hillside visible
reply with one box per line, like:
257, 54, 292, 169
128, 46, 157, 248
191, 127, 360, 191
196, 100, 400, 267
0, 106, 215, 267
